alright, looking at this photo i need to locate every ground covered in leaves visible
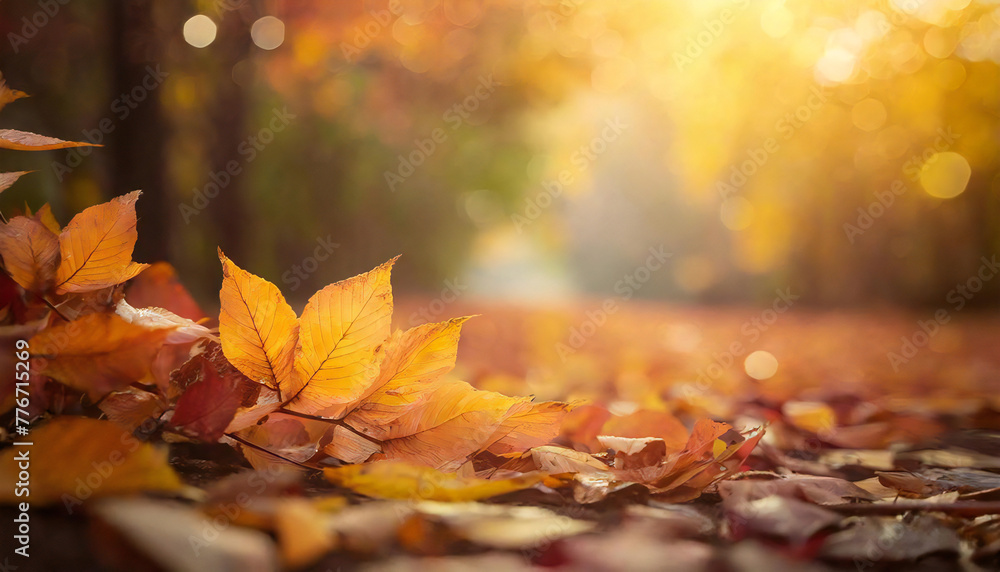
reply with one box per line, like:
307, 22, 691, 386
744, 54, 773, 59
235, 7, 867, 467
4, 292, 1000, 571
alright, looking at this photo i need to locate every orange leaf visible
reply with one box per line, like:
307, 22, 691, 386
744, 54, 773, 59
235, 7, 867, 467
601, 409, 690, 453
338, 316, 470, 424
0, 171, 31, 194
284, 257, 396, 414
29, 313, 172, 399
0, 216, 60, 291
218, 250, 297, 394
125, 261, 205, 321
0, 76, 28, 113
0, 128, 99, 151
374, 378, 531, 471
54, 191, 148, 294
482, 401, 573, 455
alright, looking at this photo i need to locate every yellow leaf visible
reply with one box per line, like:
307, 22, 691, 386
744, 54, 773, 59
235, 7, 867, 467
33, 203, 61, 234
284, 257, 396, 414
323, 460, 545, 501
55, 191, 148, 294
0, 216, 60, 291
218, 250, 298, 393
0, 128, 99, 151
0, 417, 181, 506
783, 401, 837, 434
30, 313, 172, 399
338, 316, 470, 424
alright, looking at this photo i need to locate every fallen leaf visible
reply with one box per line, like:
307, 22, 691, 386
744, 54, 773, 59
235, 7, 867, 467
324, 460, 546, 501
54, 191, 148, 294
0, 417, 182, 506
218, 250, 298, 393
338, 316, 470, 424
370, 378, 531, 471
285, 257, 396, 413
0, 128, 99, 151
92, 498, 278, 571
169, 354, 244, 441
125, 261, 205, 321
0, 170, 31, 194
481, 401, 573, 455
0, 215, 60, 291
29, 313, 172, 398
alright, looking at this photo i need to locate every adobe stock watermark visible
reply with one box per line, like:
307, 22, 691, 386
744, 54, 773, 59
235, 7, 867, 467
843, 126, 960, 243
384, 74, 499, 192
407, 277, 468, 326
673, 0, 750, 70
539, 0, 587, 28
280, 235, 340, 291
887, 254, 999, 372
52, 65, 170, 181
678, 287, 799, 399
60, 418, 161, 515
340, 0, 402, 61
512, 116, 628, 233
555, 245, 672, 361
717, 85, 829, 203
179, 106, 296, 223
7, 0, 70, 54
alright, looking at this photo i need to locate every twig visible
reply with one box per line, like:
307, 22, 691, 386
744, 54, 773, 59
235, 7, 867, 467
223, 432, 314, 470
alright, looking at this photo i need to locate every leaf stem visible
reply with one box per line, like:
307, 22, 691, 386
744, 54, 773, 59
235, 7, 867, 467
276, 407, 384, 448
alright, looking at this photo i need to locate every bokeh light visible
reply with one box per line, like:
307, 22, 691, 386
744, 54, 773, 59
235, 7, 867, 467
920, 152, 972, 199
251, 16, 285, 50
744, 350, 779, 380
183, 15, 216, 48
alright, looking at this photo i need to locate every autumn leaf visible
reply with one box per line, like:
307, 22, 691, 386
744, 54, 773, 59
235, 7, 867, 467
169, 354, 244, 441
54, 190, 148, 294
481, 401, 574, 456
0, 416, 181, 506
324, 460, 546, 501
0, 75, 28, 113
366, 378, 531, 471
337, 316, 471, 425
0, 128, 99, 151
125, 261, 205, 321
30, 313, 173, 398
0, 215, 60, 292
284, 257, 396, 414
33, 203, 61, 234
0, 170, 31, 194
218, 249, 297, 394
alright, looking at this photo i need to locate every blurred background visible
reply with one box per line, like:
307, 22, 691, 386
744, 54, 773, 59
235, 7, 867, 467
0, 0, 998, 310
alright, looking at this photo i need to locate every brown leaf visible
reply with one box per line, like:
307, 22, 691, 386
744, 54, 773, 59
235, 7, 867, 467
0, 215, 60, 291
0, 171, 31, 194
0, 128, 99, 151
